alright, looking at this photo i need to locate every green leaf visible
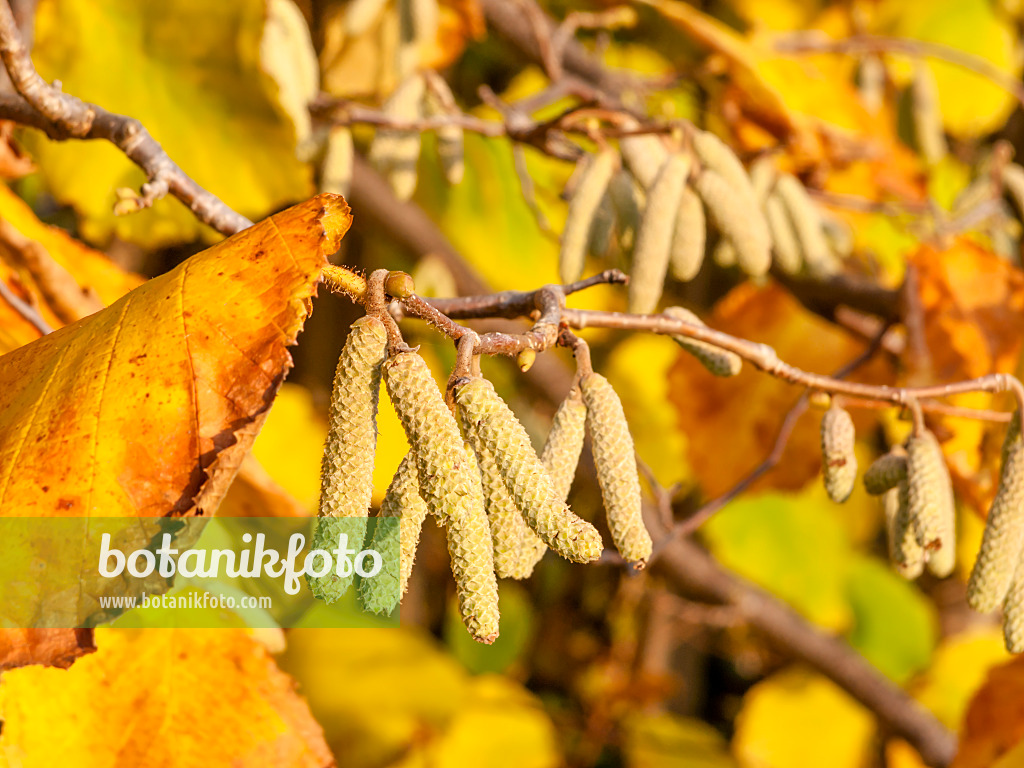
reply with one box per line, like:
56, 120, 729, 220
845, 556, 938, 683
622, 712, 737, 768
27, 0, 312, 246
444, 582, 534, 674
701, 491, 853, 630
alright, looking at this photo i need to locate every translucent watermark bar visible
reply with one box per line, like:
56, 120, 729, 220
0, 517, 399, 629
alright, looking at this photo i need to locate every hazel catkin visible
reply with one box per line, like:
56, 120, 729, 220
358, 452, 430, 615
863, 450, 908, 496
905, 430, 956, 577
629, 154, 691, 314
885, 480, 925, 580
560, 151, 617, 284
581, 372, 652, 566
820, 404, 857, 503
453, 377, 604, 563
669, 185, 707, 282
968, 414, 1024, 612
383, 351, 500, 642
663, 306, 741, 377
694, 170, 771, 278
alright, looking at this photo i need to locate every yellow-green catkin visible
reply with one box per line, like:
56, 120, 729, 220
309, 316, 387, 603
820, 404, 857, 503
694, 170, 771, 278
1003, 558, 1024, 652
587, 191, 617, 260
619, 133, 669, 190
423, 71, 464, 185
321, 125, 354, 198
608, 170, 642, 250
453, 377, 604, 563
1001, 163, 1024, 222
669, 185, 707, 282
368, 73, 425, 200
515, 390, 589, 575
663, 306, 741, 377
911, 60, 947, 165
383, 351, 499, 642
691, 129, 770, 248
319, 316, 388, 519
629, 153, 691, 314
764, 192, 803, 275
773, 173, 834, 277
863, 450, 908, 496
581, 372, 652, 566
560, 151, 617, 284
885, 480, 925, 579
968, 414, 1024, 612
358, 452, 429, 615
345, 0, 388, 35
905, 430, 956, 576
458, 406, 537, 580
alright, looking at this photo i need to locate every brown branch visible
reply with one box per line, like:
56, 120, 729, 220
0, 0, 250, 236
655, 537, 957, 767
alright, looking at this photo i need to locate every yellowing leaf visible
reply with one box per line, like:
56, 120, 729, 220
278, 627, 560, 768
733, 667, 875, 768
623, 712, 737, 768
0, 628, 333, 766
26, 0, 312, 246
0, 194, 349, 516
952, 655, 1024, 768
702, 489, 853, 631
874, 0, 1024, 138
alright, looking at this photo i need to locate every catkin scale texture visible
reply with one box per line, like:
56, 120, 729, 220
454, 377, 604, 563
459, 407, 538, 580
358, 453, 430, 615
581, 373, 652, 565
560, 152, 617, 284
669, 185, 707, 282
663, 306, 741, 377
629, 154, 691, 314
695, 170, 771, 278
820, 405, 857, 503
969, 415, 1024, 612
383, 352, 499, 642
905, 431, 956, 571
319, 316, 388, 520
1003, 559, 1024, 652
863, 451, 908, 496
885, 481, 925, 579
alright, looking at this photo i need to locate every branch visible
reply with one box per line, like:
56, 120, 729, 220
0, 275, 50, 334
0, 0, 251, 236
654, 537, 957, 767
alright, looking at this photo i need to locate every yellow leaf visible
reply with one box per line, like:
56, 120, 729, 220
733, 667, 875, 768
874, 0, 1024, 138
0, 628, 333, 766
26, 0, 313, 246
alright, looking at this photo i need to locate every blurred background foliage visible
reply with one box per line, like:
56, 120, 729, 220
3, 0, 1024, 765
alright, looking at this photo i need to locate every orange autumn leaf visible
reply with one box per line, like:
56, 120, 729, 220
0, 193, 351, 516
0, 628, 333, 767
668, 283, 893, 497
951, 655, 1024, 768
909, 240, 1024, 383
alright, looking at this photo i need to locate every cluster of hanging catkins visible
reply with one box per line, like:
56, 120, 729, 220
821, 401, 1024, 652
309, 314, 653, 644
559, 128, 845, 315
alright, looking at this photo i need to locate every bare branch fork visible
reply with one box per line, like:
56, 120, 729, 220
0, 0, 250, 236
